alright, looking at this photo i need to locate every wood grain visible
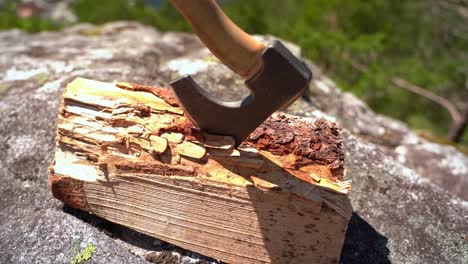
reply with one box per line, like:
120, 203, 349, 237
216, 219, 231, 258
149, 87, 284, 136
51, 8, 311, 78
50, 78, 352, 264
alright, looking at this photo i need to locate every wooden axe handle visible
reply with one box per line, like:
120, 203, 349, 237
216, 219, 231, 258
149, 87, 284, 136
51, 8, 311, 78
170, 0, 265, 78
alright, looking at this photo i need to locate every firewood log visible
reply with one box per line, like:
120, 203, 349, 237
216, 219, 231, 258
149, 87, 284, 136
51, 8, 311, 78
49, 78, 352, 264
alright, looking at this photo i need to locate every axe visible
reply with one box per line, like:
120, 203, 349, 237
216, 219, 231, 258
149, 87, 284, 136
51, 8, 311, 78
169, 0, 312, 146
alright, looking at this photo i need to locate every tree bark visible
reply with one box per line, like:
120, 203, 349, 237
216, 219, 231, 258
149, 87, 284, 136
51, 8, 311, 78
448, 106, 468, 143
49, 78, 352, 264
391, 77, 467, 143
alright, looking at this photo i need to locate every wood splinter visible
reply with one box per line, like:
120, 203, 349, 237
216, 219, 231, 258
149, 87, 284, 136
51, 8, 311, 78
49, 78, 352, 264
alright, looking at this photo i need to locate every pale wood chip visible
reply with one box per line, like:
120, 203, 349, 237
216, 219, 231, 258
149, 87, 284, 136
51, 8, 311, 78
124, 136, 168, 155
250, 176, 280, 190
237, 147, 258, 153
286, 169, 321, 184
207, 148, 240, 157
128, 136, 150, 150
307, 172, 321, 183
237, 147, 260, 157
174, 141, 206, 160
149, 135, 168, 154
156, 115, 176, 124
203, 134, 235, 149
161, 132, 184, 144
211, 155, 264, 169
127, 125, 145, 135
111, 107, 134, 115
66, 78, 184, 115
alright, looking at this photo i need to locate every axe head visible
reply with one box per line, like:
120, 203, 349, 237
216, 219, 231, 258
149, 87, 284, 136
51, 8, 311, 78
170, 40, 312, 146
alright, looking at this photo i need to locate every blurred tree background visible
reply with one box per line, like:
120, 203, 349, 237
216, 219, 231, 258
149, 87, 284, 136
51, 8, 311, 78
1, 0, 467, 146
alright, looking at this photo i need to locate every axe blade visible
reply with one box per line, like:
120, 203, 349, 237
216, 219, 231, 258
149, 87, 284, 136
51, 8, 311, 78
170, 40, 312, 146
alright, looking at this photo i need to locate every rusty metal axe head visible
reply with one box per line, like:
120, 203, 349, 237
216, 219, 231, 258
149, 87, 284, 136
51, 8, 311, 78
170, 40, 312, 146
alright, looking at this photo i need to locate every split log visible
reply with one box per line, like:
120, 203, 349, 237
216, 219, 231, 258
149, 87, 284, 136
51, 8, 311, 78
49, 78, 352, 264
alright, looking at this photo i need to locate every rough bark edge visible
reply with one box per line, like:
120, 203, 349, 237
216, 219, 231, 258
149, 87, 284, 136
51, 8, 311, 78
118, 81, 346, 181
49, 164, 90, 211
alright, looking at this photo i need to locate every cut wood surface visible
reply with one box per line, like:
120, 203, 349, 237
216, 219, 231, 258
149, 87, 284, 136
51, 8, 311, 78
49, 78, 352, 264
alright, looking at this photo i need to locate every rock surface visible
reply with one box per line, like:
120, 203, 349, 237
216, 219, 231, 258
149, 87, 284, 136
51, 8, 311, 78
0, 22, 467, 264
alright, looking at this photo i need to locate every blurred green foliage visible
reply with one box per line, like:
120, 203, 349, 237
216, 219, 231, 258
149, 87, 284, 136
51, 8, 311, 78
219, 0, 468, 145
73, 0, 191, 31
0, 0, 58, 32
1, 0, 467, 145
